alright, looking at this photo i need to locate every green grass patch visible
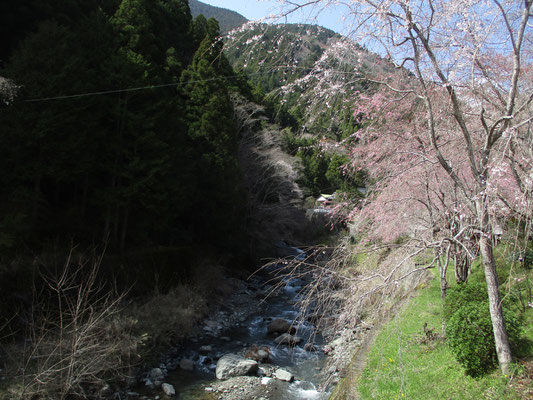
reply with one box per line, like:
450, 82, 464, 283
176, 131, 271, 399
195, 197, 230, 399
358, 270, 531, 400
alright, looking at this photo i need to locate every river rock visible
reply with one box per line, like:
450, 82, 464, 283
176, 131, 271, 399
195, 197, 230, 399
273, 368, 294, 382
216, 354, 259, 380
257, 349, 270, 361
274, 333, 302, 346
261, 376, 272, 385
179, 359, 194, 371
161, 383, 175, 396
144, 378, 154, 389
245, 345, 271, 362
267, 318, 294, 335
204, 320, 223, 336
205, 320, 222, 330
149, 368, 165, 381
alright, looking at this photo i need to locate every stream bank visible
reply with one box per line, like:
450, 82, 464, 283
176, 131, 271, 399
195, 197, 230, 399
114, 245, 339, 400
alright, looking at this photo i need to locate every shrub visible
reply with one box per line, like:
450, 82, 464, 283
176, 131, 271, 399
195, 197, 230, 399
446, 301, 496, 377
443, 282, 488, 322
12, 250, 141, 399
127, 284, 207, 354
444, 283, 523, 377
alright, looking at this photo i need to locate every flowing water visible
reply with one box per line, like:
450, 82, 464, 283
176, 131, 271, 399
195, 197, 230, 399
158, 254, 330, 399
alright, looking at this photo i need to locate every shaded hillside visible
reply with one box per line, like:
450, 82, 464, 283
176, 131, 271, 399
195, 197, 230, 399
0, 0, 247, 256
189, 0, 247, 33
232, 93, 327, 259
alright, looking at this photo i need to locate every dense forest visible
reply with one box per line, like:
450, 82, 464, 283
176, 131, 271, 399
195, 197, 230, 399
0, 0, 248, 255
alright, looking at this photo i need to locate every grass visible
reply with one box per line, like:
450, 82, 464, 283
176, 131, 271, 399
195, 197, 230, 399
357, 263, 533, 400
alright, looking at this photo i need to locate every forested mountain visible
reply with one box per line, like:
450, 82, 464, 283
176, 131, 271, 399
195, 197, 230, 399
0, 0, 248, 255
224, 23, 380, 195
189, 0, 247, 33
225, 23, 391, 141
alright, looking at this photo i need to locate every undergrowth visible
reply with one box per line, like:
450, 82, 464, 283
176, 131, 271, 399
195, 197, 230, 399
0, 254, 228, 399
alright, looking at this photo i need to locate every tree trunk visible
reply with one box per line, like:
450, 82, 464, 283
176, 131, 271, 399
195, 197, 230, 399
479, 232, 513, 374
454, 249, 470, 283
439, 258, 447, 303
438, 257, 448, 336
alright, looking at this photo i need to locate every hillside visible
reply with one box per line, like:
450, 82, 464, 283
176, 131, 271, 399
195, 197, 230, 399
189, 0, 247, 33
224, 23, 392, 141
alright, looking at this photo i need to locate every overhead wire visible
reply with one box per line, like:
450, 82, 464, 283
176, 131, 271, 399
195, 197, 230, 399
21, 64, 364, 103
23, 73, 261, 103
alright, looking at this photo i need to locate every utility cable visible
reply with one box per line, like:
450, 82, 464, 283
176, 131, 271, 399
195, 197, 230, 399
21, 64, 363, 103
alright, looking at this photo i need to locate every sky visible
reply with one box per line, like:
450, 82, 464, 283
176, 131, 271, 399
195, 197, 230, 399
196, 0, 352, 35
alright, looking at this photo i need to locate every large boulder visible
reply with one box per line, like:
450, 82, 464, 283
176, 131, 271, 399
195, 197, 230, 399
267, 318, 295, 335
161, 383, 176, 396
216, 354, 259, 380
273, 368, 294, 382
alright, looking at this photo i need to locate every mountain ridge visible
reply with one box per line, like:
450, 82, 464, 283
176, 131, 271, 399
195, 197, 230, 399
224, 22, 391, 142
189, 0, 247, 33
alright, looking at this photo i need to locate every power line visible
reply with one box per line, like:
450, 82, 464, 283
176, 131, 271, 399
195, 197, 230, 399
24, 82, 179, 102
21, 64, 364, 103
24, 74, 253, 103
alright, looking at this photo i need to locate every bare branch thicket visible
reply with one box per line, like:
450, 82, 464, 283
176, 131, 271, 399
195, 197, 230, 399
257, 235, 433, 386
9, 249, 141, 400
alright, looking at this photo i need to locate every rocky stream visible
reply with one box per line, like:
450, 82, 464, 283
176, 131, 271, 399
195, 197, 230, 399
120, 244, 340, 400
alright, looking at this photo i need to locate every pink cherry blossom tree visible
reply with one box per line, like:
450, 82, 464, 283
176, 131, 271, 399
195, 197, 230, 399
281, 0, 532, 374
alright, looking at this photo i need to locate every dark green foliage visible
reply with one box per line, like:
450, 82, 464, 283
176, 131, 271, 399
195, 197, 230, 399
0, 0, 254, 340
443, 282, 489, 322
444, 282, 523, 377
522, 244, 533, 270
297, 147, 366, 197
280, 129, 315, 156
179, 18, 245, 244
0, 0, 245, 255
446, 301, 497, 377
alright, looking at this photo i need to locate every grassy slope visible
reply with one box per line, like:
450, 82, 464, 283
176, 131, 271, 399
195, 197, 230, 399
357, 263, 533, 400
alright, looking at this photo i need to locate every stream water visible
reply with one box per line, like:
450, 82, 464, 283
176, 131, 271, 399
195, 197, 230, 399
159, 256, 330, 399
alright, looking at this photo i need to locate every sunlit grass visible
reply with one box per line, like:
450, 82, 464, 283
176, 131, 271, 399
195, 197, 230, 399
358, 265, 532, 400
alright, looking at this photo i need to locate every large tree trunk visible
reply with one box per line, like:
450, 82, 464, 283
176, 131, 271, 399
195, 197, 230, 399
478, 222, 513, 374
